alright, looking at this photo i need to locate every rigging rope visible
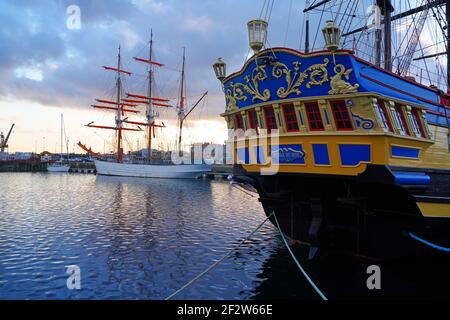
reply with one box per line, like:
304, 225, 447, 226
164, 213, 273, 300
283, 0, 293, 46
272, 211, 328, 300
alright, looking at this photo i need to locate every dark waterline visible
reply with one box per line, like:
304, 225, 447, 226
1, 173, 449, 300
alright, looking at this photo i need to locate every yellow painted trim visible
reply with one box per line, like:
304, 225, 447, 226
220, 92, 429, 117
417, 202, 450, 218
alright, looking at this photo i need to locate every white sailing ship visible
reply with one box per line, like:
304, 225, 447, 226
86, 32, 211, 178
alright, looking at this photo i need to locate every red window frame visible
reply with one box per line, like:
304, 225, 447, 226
396, 105, 410, 136
264, 106, 277, 133
305, 101, 324, 131
235, 113, 244, 129
330, 100, 353, 131
376, 100, 393, 132
248, 109, 258, 130
412, 108, 426, 138
282, 103, 299, 132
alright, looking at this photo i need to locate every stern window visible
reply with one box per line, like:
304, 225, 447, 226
375, 100, 393, 132
396, 106, 411, 136
264, 106, 277, 133
391, 107, 407, 135
330, 100, 353, 130
248, 109, 258, 130
235, 113, 244, 129
305, 101, 324, 131
411, 109, 426, 138
282, 104, 299, 132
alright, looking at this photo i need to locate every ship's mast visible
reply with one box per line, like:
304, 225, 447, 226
447, 0, 449, 92
115, 46, 123, 163
177, 47, 186, 153
382, 0, 393, 71
146, 30, 154, 161
86, 47, 142, 158
305, 18, 310, 53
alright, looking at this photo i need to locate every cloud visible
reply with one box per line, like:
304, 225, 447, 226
132, 0, 171, 13
183, 15, 214, 34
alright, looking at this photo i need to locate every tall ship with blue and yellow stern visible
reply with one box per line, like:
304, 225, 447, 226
213, 2, 450, 259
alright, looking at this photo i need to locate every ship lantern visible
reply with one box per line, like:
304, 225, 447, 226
247, 19, 268, 53
322, 20, 341, 51
213, 57, 227, 82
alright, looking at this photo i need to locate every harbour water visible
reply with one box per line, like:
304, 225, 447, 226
1, 173, 450, 300
0, 173, 280, 299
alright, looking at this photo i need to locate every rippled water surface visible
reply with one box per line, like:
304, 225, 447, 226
2, 173, 450, 300
0, 173, 284, 300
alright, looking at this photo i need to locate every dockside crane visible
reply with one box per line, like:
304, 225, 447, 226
0, 124, 15, 152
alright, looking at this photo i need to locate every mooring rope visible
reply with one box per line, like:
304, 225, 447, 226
272, 211, 328, 300
164, 213, 273, 300
409, 232, 450, 253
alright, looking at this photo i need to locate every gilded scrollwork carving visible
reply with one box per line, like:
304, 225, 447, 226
243, 64, 271, 102
272, 58, 329, 98
225, 82, 246, 111
328, 64, 359, 95
225, 65, 271, 108
224, 56, 360, 111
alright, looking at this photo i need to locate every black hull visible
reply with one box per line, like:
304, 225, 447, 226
234, 165, 450, 260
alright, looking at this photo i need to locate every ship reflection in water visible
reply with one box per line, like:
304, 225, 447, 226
0, 172, 449, 299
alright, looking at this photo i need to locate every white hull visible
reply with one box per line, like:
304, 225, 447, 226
94, 160, 211, 179
47, 165, 70, 172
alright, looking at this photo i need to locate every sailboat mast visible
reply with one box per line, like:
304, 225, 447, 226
177, 47, 186, 153
115, 46, 123, 163
60, 113, 63, 158
147, 31, 154, 161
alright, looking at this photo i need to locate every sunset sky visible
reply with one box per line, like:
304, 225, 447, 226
0, 0, 445, 153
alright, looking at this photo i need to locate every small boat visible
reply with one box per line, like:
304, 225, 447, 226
94, 159, 210, 179
47, 161, 70, 172
85, 31, 211, 179
48, 114, 70, 173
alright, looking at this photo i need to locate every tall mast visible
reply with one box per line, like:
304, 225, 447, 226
60, 113, 63, 158
146, 30, 154, 161
382, 0, 394, 71
375, 28, 382, 66
177, 47, 186, 153
305, 18, 310, 53
447, 0, 449, 92
115, 46, 123, 163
